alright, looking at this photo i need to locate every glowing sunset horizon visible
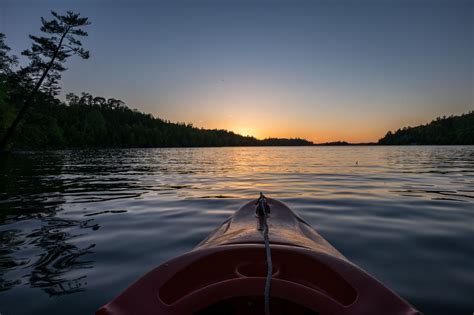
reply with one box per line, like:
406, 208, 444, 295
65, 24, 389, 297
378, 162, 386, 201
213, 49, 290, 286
2, 0, 472, 144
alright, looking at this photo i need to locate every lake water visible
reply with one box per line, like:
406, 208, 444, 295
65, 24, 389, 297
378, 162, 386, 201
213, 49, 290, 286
0, 146, 473, 315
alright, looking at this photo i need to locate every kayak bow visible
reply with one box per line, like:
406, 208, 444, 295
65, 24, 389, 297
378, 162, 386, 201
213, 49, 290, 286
97, 198, 421, 315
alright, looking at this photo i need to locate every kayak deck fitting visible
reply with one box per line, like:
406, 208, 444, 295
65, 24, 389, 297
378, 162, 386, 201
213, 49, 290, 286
96, 196, 421, 315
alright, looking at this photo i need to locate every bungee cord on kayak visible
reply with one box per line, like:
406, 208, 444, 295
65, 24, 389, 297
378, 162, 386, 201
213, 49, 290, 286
257, 193, 272, 315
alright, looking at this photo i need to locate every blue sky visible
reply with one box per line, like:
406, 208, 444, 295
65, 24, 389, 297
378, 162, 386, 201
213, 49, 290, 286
1, 0, 472, 142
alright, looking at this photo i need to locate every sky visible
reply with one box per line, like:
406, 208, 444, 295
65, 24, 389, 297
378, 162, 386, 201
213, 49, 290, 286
1, 0, 473, 143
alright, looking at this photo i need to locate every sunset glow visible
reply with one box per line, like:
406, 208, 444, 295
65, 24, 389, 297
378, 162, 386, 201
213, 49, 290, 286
3, 1, 472, 143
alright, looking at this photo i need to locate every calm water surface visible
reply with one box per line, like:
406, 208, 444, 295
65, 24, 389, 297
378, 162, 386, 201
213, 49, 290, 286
0, 146, 473, 314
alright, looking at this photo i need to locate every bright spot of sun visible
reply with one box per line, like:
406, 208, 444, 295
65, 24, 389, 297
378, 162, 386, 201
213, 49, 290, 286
232, 126, 258, 138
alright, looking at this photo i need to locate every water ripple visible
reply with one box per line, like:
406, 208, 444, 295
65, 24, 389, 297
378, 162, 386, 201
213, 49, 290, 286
0, 146, 473, 315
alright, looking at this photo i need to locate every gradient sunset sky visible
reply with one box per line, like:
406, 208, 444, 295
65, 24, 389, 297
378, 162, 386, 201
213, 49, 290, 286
1, 0, 472, 143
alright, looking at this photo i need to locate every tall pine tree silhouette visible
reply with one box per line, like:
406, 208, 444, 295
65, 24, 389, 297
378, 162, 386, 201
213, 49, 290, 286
0, 11, 90, 151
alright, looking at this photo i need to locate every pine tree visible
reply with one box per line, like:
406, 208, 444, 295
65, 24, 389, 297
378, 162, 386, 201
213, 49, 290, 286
0, 11, 90, 151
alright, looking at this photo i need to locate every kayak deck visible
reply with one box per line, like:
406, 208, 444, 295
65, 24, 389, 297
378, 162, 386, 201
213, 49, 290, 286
97, 198, 421, 315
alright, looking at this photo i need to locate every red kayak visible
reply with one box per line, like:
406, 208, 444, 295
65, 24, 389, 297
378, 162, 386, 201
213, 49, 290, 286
97, 196, 421, 315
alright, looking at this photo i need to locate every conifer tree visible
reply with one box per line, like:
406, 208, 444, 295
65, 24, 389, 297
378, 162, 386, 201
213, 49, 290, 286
0, 11, 90, 151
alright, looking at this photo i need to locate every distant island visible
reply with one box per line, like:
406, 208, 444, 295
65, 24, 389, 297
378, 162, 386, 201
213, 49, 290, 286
378, 112, 474, 145
315, 141, 376, 146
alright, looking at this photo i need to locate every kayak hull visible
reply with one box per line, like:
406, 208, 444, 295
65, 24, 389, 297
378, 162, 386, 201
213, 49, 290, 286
97, 198, 421, 315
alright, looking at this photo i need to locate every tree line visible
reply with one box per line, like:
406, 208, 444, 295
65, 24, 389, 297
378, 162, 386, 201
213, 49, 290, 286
10, 90, 315, 148
0, 11, 312, 150
0, 85, 313, 148
378, 112, 474, 145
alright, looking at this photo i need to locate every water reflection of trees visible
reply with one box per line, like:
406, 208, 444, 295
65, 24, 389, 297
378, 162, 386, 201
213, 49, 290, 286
27, 216, 97, 296
0, 152, 98, 296
0, 229, 27, 291
0, 217, 97, 296
1, 148, 209, 297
